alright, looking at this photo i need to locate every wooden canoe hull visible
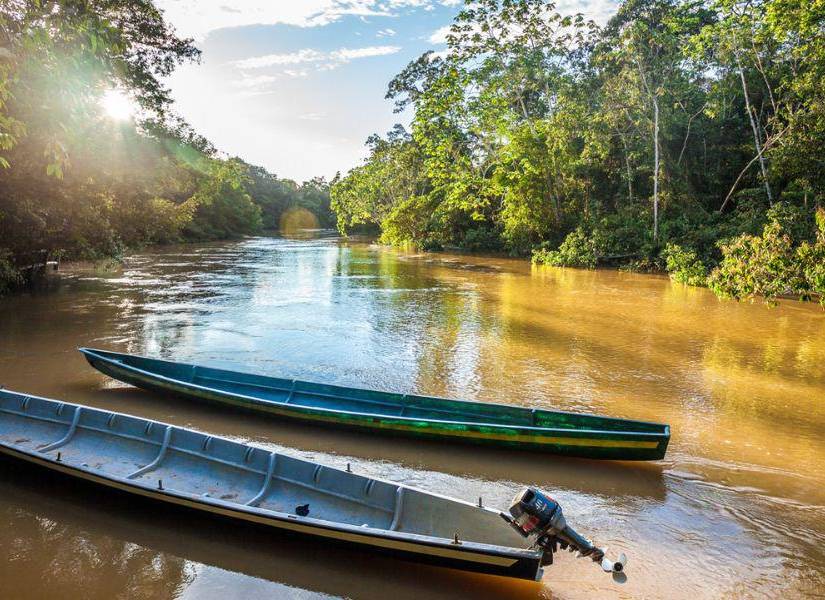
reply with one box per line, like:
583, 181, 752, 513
0, 389, 543, 581
81, 348, 670, 460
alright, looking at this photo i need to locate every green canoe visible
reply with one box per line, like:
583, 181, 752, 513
79, 348, 670, 460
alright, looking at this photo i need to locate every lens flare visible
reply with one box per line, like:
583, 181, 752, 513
280, 207, 319, 236
101, 89, 134, 120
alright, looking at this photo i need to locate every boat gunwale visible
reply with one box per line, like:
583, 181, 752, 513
0, 389, 542, 564
79, 348, 670, 441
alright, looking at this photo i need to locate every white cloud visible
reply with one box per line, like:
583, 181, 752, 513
376, 28, 397, 37
298, 112, 328, 121
229, 44, 401, 94
556, 0, 619, 25
234, 49, 326, 69
232, 74, 279, 88
428, 25, 451, 44
331, 45, 401, 61
235, 45, 401, 71
155, 0, 453, 39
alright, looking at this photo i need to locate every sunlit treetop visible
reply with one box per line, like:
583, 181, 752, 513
0, 0, 201, 172
101, 88, 136, 120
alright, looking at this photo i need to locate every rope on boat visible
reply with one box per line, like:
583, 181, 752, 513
284, 380, 298, 404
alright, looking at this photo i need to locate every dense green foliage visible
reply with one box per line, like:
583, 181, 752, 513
532, 228, 597, 268
332, 0, 825, 304
663, 243, 708, 287
0, 1, 332, 292
709, 207, 825, 304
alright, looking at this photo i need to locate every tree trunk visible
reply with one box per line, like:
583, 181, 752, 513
653, 97, 660, 242
620, 133, 633, 204
545, 173, 561, 222
736, 52, 773, 204
636, 57, 660, 242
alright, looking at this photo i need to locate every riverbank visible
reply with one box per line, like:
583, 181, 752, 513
373, 208, 825, 307
0, 227, 335, 297
5, 223, 824, 312
530, 208, 825, 307
336, 201, 825, 307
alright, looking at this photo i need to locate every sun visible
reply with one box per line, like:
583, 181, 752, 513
101, 89, 135, 120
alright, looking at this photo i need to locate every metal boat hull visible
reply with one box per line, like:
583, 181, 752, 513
0, 389, 543, 580
81, 348, 670, 460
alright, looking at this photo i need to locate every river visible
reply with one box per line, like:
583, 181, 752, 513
0, 232, 823, 599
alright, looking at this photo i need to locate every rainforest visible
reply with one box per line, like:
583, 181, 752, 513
330, 0, 825, 304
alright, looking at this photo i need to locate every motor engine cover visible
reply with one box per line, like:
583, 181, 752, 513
508, 487, 567, 538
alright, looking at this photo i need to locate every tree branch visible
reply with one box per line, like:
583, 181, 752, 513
718, 125, 788, 213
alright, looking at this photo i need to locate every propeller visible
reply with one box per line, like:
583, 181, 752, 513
600, 551, 628, 582
600, 551, 626, 573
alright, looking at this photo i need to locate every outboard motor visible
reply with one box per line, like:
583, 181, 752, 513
508, 487, 627, 575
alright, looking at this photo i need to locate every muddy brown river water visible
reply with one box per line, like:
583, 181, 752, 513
0, 232, 824, 599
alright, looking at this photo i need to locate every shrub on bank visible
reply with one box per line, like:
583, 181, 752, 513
0, 251, 22, 295
662, 243, 708, 286
798, 210, 825, 304
460, 225, 505, 252
525, 201, 825, 306
378, 195, 440, 248
620, 256, 663, 273
708, 206, 825, 304
532, 228, 597, 268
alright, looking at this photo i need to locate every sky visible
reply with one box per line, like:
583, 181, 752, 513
157, 0, 619, 183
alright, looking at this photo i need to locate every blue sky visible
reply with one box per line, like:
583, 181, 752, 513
158, 1, 618, 182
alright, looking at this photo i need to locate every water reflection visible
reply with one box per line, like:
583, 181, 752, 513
0, 460, 193, 599
0, 233, 824, 598
0, 459, 537, 600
